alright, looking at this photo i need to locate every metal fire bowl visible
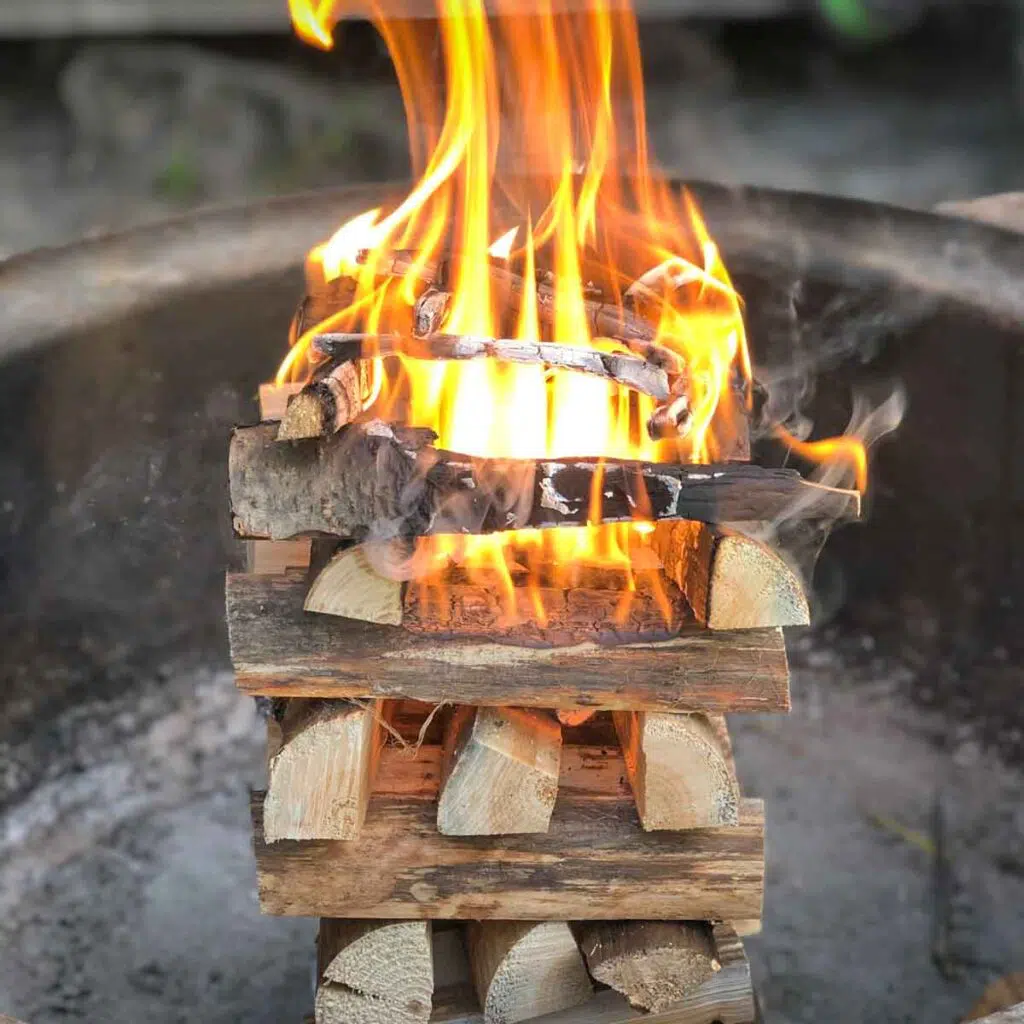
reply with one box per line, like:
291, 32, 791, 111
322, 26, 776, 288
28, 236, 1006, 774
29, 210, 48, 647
1, 181, 1022, 780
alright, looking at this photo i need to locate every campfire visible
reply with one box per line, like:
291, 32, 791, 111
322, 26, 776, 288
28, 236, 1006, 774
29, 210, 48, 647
231, 0, 866, 646
223, 1, 896, 1022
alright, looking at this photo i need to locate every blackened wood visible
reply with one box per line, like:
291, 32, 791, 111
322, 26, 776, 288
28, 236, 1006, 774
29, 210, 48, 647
276, 361, 362, 441
313, 332, 672, 401
224, 571, 791, 711
229, 423, 859, 542
250, 744, 765, 921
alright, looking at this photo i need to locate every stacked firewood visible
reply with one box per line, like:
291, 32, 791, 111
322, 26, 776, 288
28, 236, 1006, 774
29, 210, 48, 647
224, 259, 851, 1023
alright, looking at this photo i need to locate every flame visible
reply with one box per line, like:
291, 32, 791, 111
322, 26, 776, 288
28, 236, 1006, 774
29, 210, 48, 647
277, 0, 860, 627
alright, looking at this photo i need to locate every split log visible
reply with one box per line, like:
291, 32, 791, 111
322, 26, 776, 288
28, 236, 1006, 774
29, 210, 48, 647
245, 538, 311, 575
229, 422, 860, 542
467, 922, 592, 1023
578, 922, 720, 1013
226, 571, 792, 712
556, 710, 599, 727
612, 712, 739, 831
357, 247, 439, 287
263, 698, 385, 842
296, 271, 358, 337
413, 289, 452, 337
437, 706, 561, 835
313, 332, 671, 402
653, 520, 809, 628
402, 568, 686, 646
251, 744, 766, 920
277, 362, 363, 442
315, 919, 433, 1024
305, 544, 403, 625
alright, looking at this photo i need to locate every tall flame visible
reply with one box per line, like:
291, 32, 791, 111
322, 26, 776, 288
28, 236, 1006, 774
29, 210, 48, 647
280, 0, 866, 623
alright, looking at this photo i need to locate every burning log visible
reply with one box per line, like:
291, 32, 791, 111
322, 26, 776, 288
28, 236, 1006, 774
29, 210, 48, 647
412, 288, 452, 337
437, 706, 562, 835
304, 545, 403, 625
612, 711, 739, 831
653, 521, 810, 629
315, 919, 433, 1024
263, 697, 386, 842
229, 422, 860, 542
313, 332, 672, 402
467, 921, 593, 1022
578, 921, 721, 1014
276, 361, 364, 441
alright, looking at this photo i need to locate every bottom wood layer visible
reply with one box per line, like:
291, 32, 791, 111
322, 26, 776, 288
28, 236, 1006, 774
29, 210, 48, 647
252, 744, 764, 922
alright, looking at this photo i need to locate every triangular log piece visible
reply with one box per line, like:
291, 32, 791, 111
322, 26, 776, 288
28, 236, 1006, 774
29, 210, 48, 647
578, 922, 720, 1013
258, 381, 303, 422
251, 746, 765, 921
467, 922, 592, 1024
305, 545, 403, 626
226, 572, 791, 713
277, 362, 366, 442
437, 707, 562, 836
612, 712, 739, 831
263, 698, 385, 842
315, 919, 433, 1024
652, 521, 809, 629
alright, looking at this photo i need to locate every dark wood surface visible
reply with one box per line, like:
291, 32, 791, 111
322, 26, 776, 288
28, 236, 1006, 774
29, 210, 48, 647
252, 744, 765, 921
226, 571, 791, 711
229, 422, 859, 541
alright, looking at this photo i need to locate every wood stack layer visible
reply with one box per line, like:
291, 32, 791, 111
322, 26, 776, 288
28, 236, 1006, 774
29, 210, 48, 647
226, 381, 818, 1023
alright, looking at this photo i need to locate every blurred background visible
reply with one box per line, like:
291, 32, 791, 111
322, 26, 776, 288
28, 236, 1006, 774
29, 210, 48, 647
2, 0, 1024, 259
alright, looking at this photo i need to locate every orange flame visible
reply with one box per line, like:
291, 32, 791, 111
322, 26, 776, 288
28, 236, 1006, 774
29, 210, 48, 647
278, 0, 854, 627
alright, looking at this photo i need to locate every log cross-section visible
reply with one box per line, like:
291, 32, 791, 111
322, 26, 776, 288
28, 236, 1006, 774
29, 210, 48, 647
437, 706, 562, 835
229, 422, 860, 542
612, 711, 740, 831
315, 919, 433, 1024
304, 544, 403, 626
467, 921, 593, 1024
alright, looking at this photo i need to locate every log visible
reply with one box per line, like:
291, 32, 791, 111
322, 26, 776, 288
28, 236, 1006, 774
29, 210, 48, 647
315, 919, 433, 1024
556, 710, 598, 727
245, 538, 311, 575
305, 544, 403, 626
258, 382, 303, 422
437, 706, 562, 835
413, 289, 452, 337
263, 698, 385, 842
612, 712, 739, 830
226, 571, 792, 712
467, 922, 592, 1023
251, 744, 765, 921
277, 362, 363, 442
229, 422, 860, 542
401, 569, 687, 646
965, 974, 1024, 1021
432, 922, 754, 1024
653, 520, 809, 629
578, 922, 720, 1013
315, 332, 673, 401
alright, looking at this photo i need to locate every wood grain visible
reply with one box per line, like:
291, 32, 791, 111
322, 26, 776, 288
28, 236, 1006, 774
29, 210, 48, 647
226, 572, 791, 712
251, 744, 765, 921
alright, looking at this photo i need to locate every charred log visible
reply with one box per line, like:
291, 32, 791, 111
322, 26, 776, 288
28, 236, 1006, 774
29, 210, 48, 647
230, 422, 860, 542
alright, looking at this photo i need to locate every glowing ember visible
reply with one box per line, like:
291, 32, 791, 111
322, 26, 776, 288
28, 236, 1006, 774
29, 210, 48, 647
277, 0, 867, 628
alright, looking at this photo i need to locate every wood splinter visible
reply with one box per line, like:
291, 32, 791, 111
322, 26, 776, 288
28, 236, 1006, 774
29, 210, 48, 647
578, 921, 721, 1014
437, 706, 562, 835
613, 711, 739, 831
467, 921, 593, 1024
263, 697, 385, 842
315, 919, 433, 1024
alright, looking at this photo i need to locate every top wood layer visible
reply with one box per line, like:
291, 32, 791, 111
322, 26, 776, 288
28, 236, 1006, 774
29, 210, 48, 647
226, 571, 790, 712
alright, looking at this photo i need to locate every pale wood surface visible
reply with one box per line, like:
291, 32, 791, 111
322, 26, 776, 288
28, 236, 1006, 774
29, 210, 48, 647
437, 707, 562, 835
226, 572, 791, 713
966, 975, 1024, 1021
579, 922, 719, 1013
316, 919, 433, 1023
468, 922, 592, 1023
613, 712, 739, 830
653, 521, 808, 629
305, 545, 403, 626
245, 538, 312, 575
252, 744, 765, 921
431, 922, 753, 1023
264, 698, 383, 842
966, 1006, 1024, 1024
